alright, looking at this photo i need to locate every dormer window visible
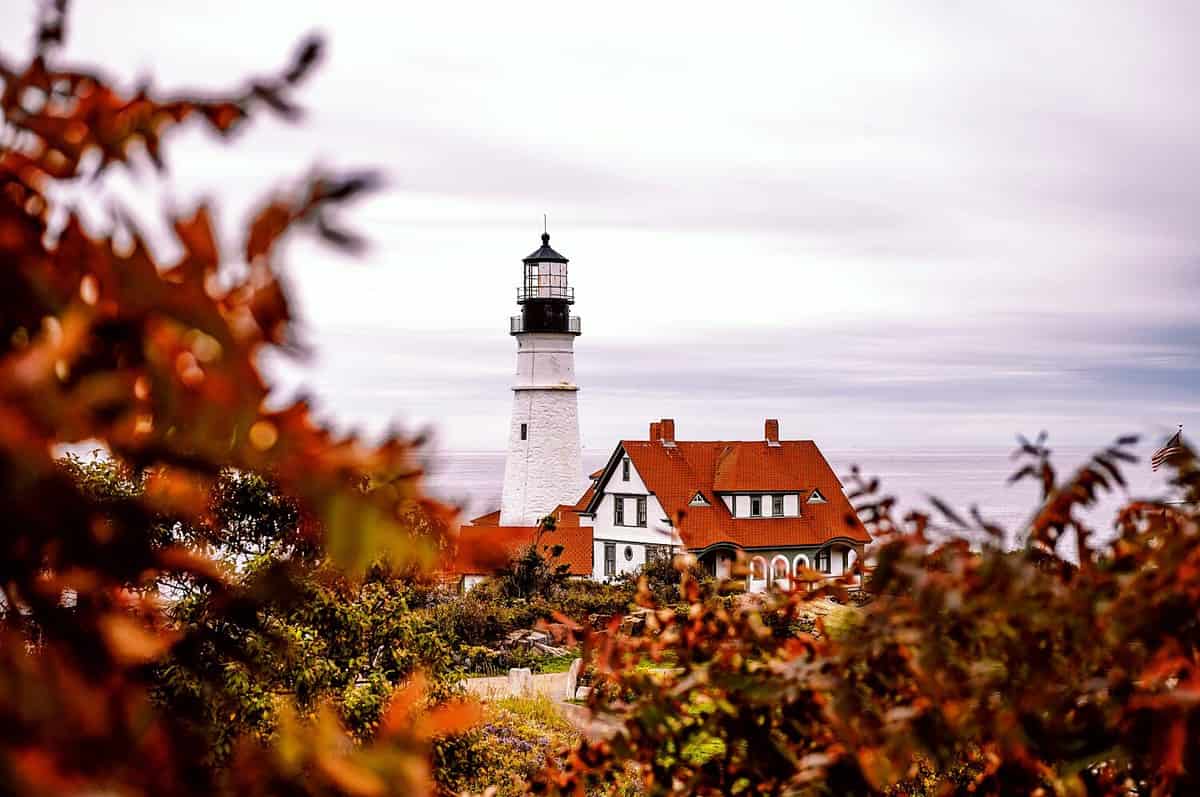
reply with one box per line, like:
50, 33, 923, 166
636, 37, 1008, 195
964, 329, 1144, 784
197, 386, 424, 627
808, 489, 827, 504
622, 457, 630, 481
689, 491, 708, 506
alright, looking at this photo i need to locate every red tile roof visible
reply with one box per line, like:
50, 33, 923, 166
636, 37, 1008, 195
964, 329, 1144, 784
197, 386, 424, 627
469, 509, 501, 526
597, 439, 869, 552
445, 525, 536, 575
444, 523, 592, 576
572, 482, 597, 511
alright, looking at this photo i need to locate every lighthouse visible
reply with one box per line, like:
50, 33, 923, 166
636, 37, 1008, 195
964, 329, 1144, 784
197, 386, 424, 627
498, 231, 586, 526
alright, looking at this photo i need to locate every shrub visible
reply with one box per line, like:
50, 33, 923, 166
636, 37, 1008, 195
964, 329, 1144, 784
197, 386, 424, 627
616, 553, 706, 607
535, 579, 636, 621
435, 694, 580, 797
0, 8, 472, 794
538, 437, 1200, 796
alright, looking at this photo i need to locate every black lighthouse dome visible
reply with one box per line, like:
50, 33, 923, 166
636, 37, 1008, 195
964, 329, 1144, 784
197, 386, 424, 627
511, 231, 581, 335
523, 232, 568, 264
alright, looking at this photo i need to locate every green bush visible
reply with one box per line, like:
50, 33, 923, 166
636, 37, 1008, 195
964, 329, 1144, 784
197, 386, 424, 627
431, 582, 541, 646
536, 579, 635, 621
615, 554, 706, 607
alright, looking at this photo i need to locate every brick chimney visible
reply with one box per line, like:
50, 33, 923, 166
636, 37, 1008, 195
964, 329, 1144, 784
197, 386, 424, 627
765, 418, 780, 447
649, 421, 661, 441
660, 418, 676, 447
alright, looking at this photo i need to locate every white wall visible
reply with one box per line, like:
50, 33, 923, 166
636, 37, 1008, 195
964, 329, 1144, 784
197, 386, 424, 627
589, 449, 680, 579
513, 331, 577, 386
611, 453, 650, 493
722, 493, 802, 518
593, 539, 648, 580
499, 332, 587, 525
590, 492, 671, 543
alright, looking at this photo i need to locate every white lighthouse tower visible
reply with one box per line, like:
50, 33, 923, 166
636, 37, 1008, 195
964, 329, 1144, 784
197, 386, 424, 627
498, 231, 586, 526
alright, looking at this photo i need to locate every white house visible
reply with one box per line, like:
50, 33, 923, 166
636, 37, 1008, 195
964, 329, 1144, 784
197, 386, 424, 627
574, 418, 869, 591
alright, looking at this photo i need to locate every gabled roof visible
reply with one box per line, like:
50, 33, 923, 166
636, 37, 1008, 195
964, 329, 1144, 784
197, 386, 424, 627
573, 481, 597, 511
712, 442, 847, 492
586, 435, 869, 552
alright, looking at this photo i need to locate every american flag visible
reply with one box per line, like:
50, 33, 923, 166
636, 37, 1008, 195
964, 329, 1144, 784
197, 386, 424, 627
1151, 427, 1185, 471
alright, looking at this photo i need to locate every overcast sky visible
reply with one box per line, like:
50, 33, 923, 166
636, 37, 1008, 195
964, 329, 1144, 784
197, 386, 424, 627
6, 1, 1197, 455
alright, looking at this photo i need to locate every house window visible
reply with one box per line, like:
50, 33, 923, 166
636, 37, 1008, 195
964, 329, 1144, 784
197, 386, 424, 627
772, 495, 784, 516
750, 496, 762, 517
750, 558, 766, 580
689, 491, 708, 506
636, 496, 647, 527
520, 423, 527, 441
646, 544, 669, 564
624, 545, 634, 561
622, 458, 630, 481
808, 489, 826, 504
604, 543, 616, 577
614, 497, 625, 526
816, 548, 831, 573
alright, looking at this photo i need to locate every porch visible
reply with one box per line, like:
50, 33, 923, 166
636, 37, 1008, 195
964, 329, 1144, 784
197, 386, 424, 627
699, 542, 864, 594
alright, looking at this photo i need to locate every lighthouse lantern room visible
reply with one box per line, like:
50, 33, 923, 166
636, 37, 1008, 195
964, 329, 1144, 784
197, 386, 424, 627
498, 231, 586, 526
510, 233, 582, 335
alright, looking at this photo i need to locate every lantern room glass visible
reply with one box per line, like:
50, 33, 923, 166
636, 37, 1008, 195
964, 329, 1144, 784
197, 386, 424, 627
524, 260, 568, 299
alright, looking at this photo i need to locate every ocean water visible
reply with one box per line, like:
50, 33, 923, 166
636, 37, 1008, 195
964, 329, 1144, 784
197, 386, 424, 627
422, 445, 1170, 545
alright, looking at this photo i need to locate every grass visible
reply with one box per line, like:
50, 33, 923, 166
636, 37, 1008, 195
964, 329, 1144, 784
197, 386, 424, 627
535, 652, 578, 673
635, 650, 678, 670
460, 649, 581, 678
490, 693, 578, 734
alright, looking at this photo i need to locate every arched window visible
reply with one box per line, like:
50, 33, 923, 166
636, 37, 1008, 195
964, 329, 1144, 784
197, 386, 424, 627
815, 547, 831, 573
750, 557, 767, 581
792, 553, 810, 575
771, 555, 790, 590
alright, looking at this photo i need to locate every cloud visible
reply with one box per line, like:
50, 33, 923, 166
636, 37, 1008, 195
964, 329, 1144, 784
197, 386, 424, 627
263, 312, 1199, 452
5, 0, 1198, 454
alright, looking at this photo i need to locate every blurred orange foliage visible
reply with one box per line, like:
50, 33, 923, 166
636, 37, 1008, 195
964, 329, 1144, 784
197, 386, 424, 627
0, 2, 459, 794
